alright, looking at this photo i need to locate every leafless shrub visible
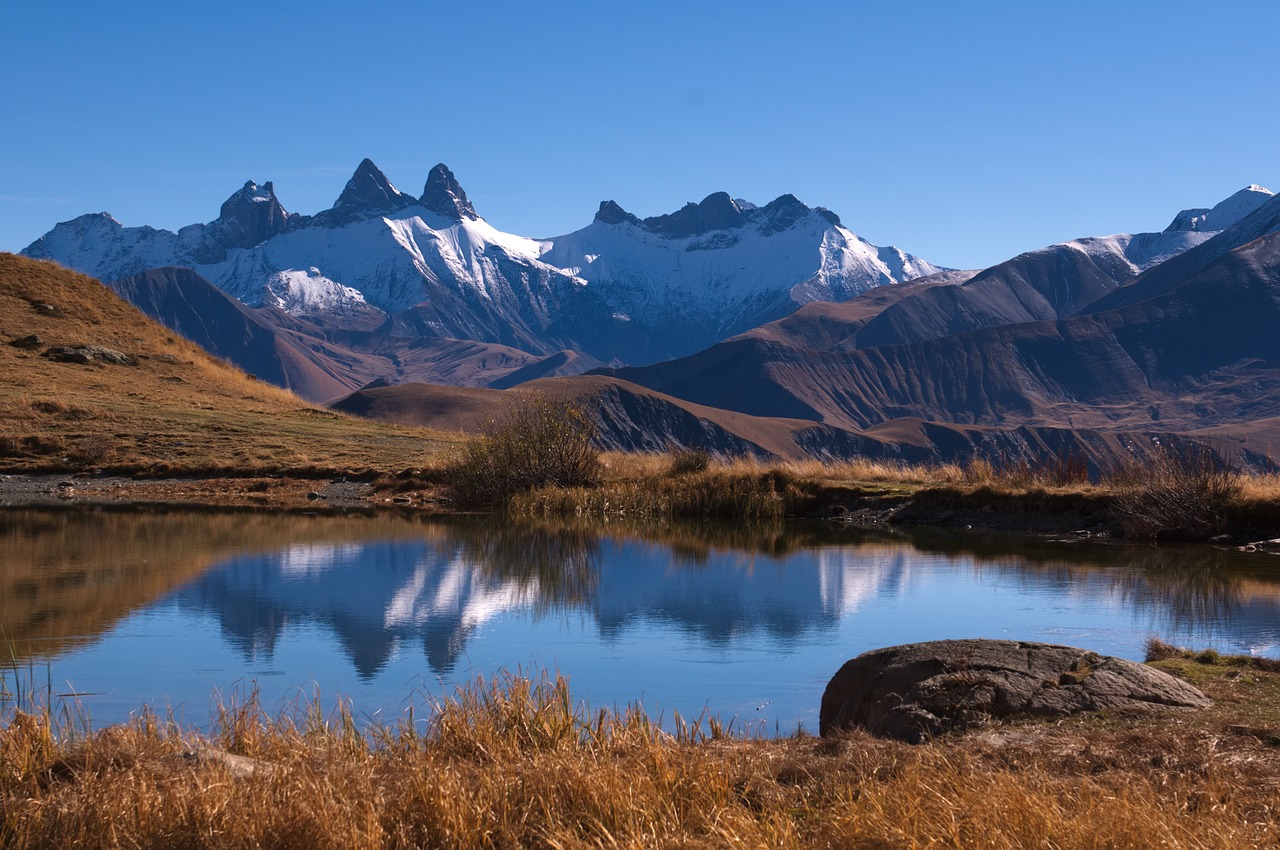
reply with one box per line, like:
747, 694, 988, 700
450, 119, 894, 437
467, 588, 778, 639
19, 435, 66, 456
1112, 444, 1241, 542
447, 394, 601, 509
70, 434, 114, 465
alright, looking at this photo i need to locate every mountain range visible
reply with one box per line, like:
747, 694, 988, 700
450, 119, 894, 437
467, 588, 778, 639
23, 160, 938, 390
19, 164, 1280, 467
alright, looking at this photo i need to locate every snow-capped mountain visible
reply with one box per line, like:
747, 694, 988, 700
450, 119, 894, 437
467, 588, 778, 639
23, 161, 617, 354
22, 160, 943, 365
1164, 184, 1273, 234
537, 192, 942, 353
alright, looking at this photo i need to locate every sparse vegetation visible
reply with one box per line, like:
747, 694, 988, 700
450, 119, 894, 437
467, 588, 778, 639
513, 467, 794, 521
446, 394, 601, 508
1113, 444, 1243, 541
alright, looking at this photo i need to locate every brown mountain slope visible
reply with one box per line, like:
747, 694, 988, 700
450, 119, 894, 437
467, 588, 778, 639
0, 253, 456, 472
598, 232, 1280, 441
330, 376, 830, 458
329, 373, 1189, 470
1089, 191, 1280, 314
109, 266, 600, 404
109, 267, 356, 402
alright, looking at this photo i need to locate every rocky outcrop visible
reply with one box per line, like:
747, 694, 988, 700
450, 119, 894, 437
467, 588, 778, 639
192, 180, 293, 262
819, 639, 1211, 742
313, 159, 417, 227
420, 163, 477, 221
43, 344, 136, 366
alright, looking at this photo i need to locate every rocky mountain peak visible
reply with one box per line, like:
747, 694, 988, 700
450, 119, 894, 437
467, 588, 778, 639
756, 193, 814, 236
814, 206, 842, 226
594, 200, 641, 226
420, 163, 477, 221
333, 159, 415, 215
642, 192, 746, 239
212, 180, 291, 249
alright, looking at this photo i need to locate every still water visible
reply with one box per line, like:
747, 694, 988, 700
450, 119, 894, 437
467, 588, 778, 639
3, 508, 1279, 734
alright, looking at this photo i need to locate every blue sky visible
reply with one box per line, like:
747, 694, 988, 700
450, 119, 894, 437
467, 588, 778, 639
2, 0, 1276, 270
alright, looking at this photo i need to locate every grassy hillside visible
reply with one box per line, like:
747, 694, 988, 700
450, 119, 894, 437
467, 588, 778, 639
0, 254, 460, 475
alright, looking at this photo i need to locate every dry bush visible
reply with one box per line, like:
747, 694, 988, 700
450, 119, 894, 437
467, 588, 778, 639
447, 394, 601, 509
667, 447, 710, 476
18, 435, 65, 457
1112, 445, 1242, 541
69, 434, 114, 465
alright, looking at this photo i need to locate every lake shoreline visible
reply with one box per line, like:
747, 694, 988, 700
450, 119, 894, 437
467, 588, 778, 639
6, 470, 1279, 549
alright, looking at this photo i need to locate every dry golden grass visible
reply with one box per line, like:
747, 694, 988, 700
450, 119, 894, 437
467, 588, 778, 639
0, 255, 461, 476
3, 665, 1280, 849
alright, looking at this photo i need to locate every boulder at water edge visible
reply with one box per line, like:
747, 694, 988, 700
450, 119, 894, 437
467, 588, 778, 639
819, 639, 1211, 743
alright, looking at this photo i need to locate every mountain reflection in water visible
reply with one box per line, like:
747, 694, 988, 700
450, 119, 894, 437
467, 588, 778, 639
3, 511, 1280, 730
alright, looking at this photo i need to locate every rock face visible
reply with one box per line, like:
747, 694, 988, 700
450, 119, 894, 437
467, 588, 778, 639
819, 639, 1211, 742
420, 163, 477, 221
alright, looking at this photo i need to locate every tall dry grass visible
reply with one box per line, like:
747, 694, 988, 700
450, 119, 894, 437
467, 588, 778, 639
512, 468, 794, 521
3, 670, 1278, 849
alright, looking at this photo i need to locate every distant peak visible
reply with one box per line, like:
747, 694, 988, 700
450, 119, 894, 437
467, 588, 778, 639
333, 158, 413, 213
698, 191, 742, 220
755, 193, 816, 236
642, 191, 746, 238
1165, 184, 1275, 233
75, 211, 123, 227
420, 163, 477, 221
223, 179, 283, 209
594, 200, 640, 226
193, 177, 292, 261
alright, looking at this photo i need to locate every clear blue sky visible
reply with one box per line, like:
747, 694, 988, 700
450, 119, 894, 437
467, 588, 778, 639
2, 0, 1276, 270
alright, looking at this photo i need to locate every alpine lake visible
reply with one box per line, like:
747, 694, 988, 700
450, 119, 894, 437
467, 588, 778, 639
4, 507, 1279, 736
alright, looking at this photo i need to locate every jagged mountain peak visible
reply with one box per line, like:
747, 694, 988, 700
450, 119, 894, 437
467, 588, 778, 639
1165, 184, 1274, 233
594, 200, 640, 226
642, 192, 746, 238
210, 179, 290, 251
333, 158, 414, 214
420, 163, 477, 221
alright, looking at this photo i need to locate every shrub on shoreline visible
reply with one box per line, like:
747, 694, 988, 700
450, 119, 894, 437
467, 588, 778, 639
446, 394, 601, 509
1112, 445, 1241, 542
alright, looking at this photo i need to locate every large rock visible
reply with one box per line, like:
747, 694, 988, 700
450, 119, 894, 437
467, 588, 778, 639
819, 639, 1211, 742
43, 344, 136, 366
